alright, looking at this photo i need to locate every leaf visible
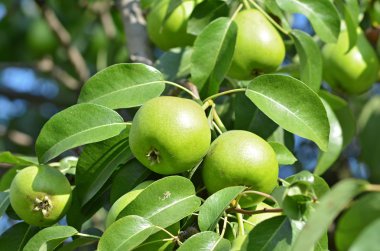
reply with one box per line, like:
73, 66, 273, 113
349, 218, 380, 251
0, 223, 39, 251
285, 171, 330, 199
35, 103, 128, 163
269, 142, 297, 165
0, 167, 19, 191
198, 186, 245, 231
335, 193, 380, 251
23, 226, 78, 251
262, 0, 291, 31
276, 0, 340, 43
154, 48, 186, 81
314, 99, 343, 176
134, 222, 179, 251
78, 63, 165, 109
75, 129, 132, 206
319, 90, 355, 148
98, 215, 155, 251
191, 17, 237, 95
178, 231, 231, 251
242, 216, 292, 251
187, 0, 229, 35
0, 191, 9, 218
292, 179, 368, 251
291, 30, 322, 92
0, 151, 37, 166
58, 234, 100, 251
245, 74, 329, 151
110, 159, 152, 204
336, 0, 360, 51
118, 176, 201, 228
358, 96, 380, 182
234, 93, 278, 139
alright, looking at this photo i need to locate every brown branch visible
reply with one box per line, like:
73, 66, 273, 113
35, 0, 90, 83
227, 207, 283, 216
0, 58, 80, 90
90, 2, 117, 39
116, 0, 154, 64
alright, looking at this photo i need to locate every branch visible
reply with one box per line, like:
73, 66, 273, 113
35, 0, 90, 83
227, 207, 283, 216
116, 0, 154, 64
90, 2, 117, 39
0, 58, 80, 90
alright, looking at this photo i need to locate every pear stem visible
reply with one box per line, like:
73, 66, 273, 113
247, 0, 290, 35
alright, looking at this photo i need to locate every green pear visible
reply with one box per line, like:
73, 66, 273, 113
227, 9, 285, 80
322, 30, 379, 94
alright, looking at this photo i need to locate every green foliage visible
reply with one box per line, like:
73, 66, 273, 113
2, 0, 380, 250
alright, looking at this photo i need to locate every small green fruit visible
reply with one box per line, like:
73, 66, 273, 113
227, 9, 285, 80
129, 96, 211, 175
322, 29, 379, 94
202, 130, 278, 207
9, 165, 72, 227
147, 0, 198, 50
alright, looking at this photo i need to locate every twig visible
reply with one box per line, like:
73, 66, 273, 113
35, 0, 90, 82
228, 207, 283, 215
116, 0, 154, 64
90, 2, 117, 39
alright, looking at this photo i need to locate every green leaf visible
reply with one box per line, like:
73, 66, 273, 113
291, 30, 322, 92
335, 193, 380, 251
242, 216, 292, 251
178, 231, 230, 251
286, 171, 330, 199
276, 0, 340, 43
134, 222, 179, 251
58, 232, 100, 251
78, 63, 164, 109
314, 99, 343, 176
245, 74, 329, 151
187, 0, 229, 35
106, 180, 154, 228
319, 90, 355, 148
75, 129, 132, 206
191, 17, 237, 95
269, 142, 297, 165
292, 179, 368, 251
234, 93, 278, 139
261, 0, 291, 31
198, 186, 245, 231
110, 159, 151, 204
0, 151, 37, 166
0, 223, 39, 251
349, 218, 380, 251
98, 215, 155, 251
336, 0, 360, 51
0, 191, 9, 218
23, 226, 78, 251
0, 167, 19, 191
35, 103, 127, 163
358, 96, 380, 182
118, 176, 201, 228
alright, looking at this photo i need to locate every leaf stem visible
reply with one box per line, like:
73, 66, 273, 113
241, 0, 251, 10
231, 3, 244, 21
247, 0, 290, 35
236, 204, 245, 236
161, 80, 201, 101
220, 213, 229, 238
203, 88, 245, 103
242, 190, 278, 204
366, 184, 380, 192
212, 107, 227, 133
154, 225, 181, 244
75, 233, 101, 239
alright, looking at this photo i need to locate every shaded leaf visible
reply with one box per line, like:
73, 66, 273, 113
78, 63, 164, 109
35, 103, 127, 163
291, 30, 322, 92
292, 179, 368, 251
118, 176, 201, 228
242, 216, 292, 251
350, 218, 380, 251
98, 215, 155, 251
191, 17, 237, 95
178, 231, 230, 251
245, 75, 329, 151
0, 191, 9, 218
23, 226, 78, 251
188, 0, 229, 35
0, 223, 39, 251
276, 0, 340, 43
314, 99, 343, 176
198, 186, 245, 231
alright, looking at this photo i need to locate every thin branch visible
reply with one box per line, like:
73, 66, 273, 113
116, 0, 154, 64
90, 2, 117, 39
35, 0, 90, 83
227, 207, 283, 216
